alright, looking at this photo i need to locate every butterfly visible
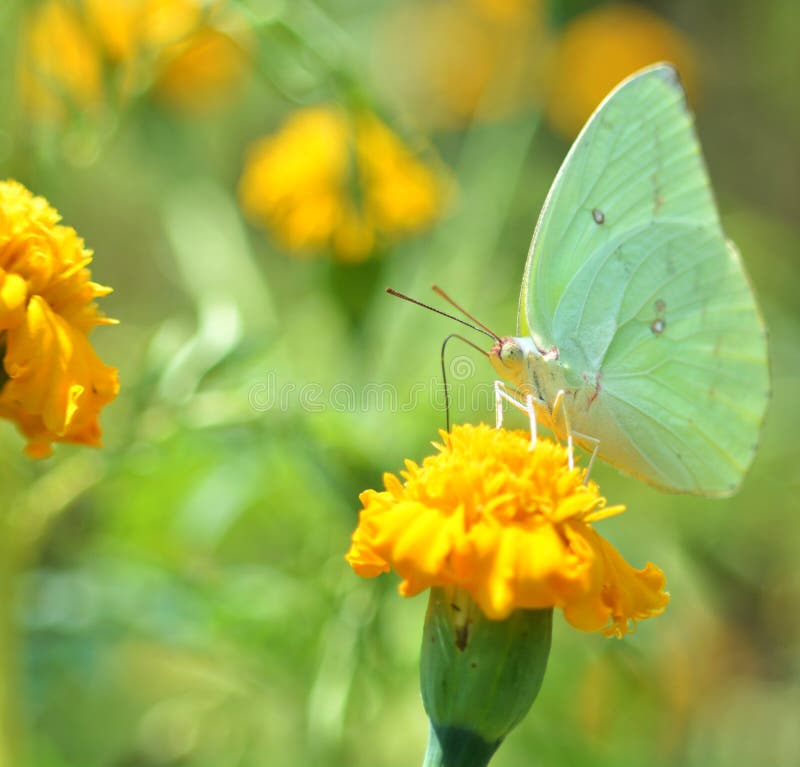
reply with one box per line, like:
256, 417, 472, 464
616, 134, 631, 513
486, 63, 769, 495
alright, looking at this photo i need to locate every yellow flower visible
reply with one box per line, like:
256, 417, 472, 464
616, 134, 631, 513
83, 0, 202, 62
152, 24, 251, 112
372, 0, 550, 129
18, 0, 250, 123
466, 0, 538, 22
89, 0, 251, 112
545, 3, 696, 139
356, 114, 444, 236
18, 0, 104, 121
238, 107, 446, 262
347, 424, 668, 636
0, 181, 118, 458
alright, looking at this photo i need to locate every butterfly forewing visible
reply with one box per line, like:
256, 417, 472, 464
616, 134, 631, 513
519, 64, 768, 494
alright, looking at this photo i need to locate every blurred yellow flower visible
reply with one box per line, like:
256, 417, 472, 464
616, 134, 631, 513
0, 181, 118, 458
18, 0, 251, 122
18, 0, 104, 120
467, 0, 535, 22
372, 0, 550, 129
545, 3, 696, 138
153, 24, 251, 112
347, 424, 668, 636
238, 107, 446, 262
84, 0, 202, 62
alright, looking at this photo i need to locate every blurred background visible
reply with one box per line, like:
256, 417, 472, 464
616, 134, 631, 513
0, 0, 798, 765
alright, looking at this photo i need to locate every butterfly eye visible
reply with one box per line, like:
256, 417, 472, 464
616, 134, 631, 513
501, 341, 523, 365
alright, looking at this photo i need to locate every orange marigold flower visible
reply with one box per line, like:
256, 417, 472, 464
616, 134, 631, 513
545, 4, 696, 139
238, 106, 446, 262
0, 180, 118, 458
347, 423, 668, 636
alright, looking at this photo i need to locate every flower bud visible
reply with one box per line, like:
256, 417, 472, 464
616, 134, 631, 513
420, 587, 552, 767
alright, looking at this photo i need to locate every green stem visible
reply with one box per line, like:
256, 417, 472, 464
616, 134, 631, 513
0, 454, 105, 767
0, 534, 22, 767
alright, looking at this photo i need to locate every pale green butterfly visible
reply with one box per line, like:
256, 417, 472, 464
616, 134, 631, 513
487, 63, 769, 496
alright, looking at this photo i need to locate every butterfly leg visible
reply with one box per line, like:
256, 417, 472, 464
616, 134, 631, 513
572, 431, 601, 484
494, 381, 538, 448
551, 390, 575, 469
550, 393, 601, 479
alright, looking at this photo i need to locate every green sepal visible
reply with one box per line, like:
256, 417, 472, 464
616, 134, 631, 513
420, 587, 552, 766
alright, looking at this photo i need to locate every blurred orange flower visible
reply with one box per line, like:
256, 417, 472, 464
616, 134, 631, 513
18, 0, 251, 122
545, 4, 696, 138
238, 107, 447, 262
372, 0, 550, 129
0, 181, 118, 458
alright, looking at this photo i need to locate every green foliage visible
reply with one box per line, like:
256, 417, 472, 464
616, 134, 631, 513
1, 1, 799, 766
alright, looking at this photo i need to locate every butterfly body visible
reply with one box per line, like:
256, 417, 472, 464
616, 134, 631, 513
494, 64, 769, 496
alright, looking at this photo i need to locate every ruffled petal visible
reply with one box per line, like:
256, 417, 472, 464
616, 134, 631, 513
346, 424, 668, 635
0, 295, 118, 455
0, 270, 27, 330
562, 526, 669, 636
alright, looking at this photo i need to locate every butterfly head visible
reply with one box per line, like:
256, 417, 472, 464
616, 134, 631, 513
490, 336, 559, 388
489, 337, 526, 380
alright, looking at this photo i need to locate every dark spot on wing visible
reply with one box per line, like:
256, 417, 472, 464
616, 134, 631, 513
592, 208, 605, 224
649, 299, 667, 335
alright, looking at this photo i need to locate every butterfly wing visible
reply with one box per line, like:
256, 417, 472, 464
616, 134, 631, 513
519, 64, 769, 494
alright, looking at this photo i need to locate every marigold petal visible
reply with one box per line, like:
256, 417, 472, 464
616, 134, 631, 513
345, 528, 390, 577
472, 542, 515, 619
0, 271, 27, 330
1, 295, 118, 453
594, 531, 669, 637
562, 527, 669, 636
552, 486, 602, 521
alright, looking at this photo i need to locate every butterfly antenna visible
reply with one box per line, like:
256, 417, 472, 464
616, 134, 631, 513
386, 288, 496, 341
441, 334, 489, 431
431, 285, 500, 341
